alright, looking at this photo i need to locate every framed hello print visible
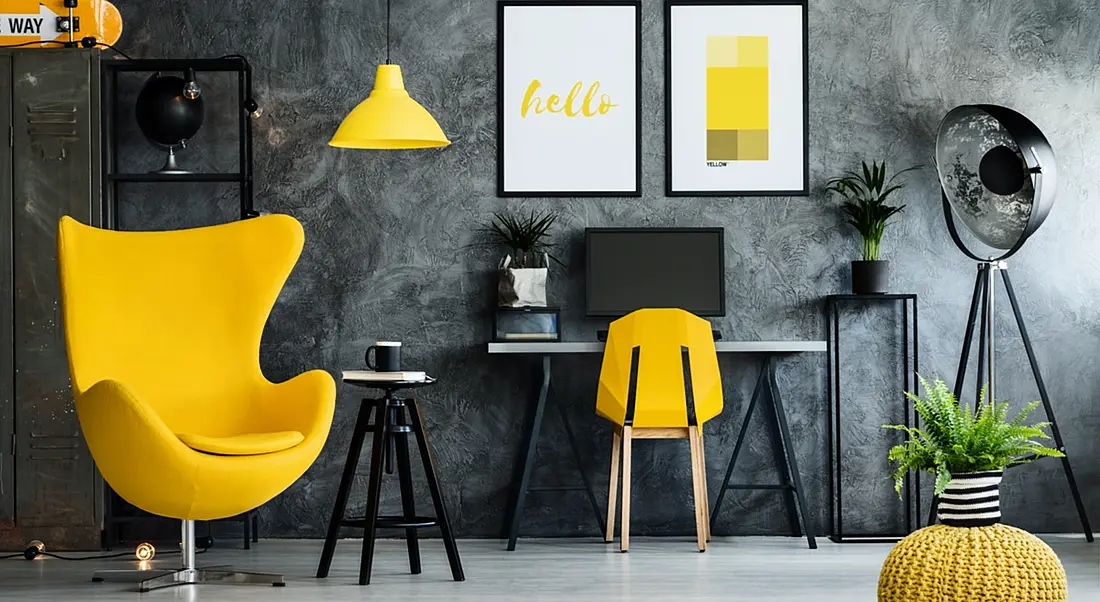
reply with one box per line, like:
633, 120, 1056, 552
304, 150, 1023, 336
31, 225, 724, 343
666, 0, 808, 196
497, 1, 642, 197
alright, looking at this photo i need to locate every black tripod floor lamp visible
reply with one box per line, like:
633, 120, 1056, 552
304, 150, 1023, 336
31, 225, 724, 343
932, 104, 1092, 540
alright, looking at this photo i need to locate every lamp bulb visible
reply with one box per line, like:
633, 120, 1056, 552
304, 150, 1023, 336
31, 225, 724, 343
23, 540, 45, 560
135, 542, 156, 562
182, 68, 201, 100
183, 81, 202, 100
244, 98, 263, 119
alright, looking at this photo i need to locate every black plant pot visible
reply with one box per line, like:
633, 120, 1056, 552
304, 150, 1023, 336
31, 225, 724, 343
851, 260, 889, 294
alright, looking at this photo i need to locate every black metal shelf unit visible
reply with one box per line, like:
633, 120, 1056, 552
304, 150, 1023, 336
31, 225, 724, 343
825, 294, 919, 543
100, 57, 256, 229
97, 56, 258, 549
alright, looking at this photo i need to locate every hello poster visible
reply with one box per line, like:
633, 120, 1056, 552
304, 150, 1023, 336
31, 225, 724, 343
497, 1, 641, 197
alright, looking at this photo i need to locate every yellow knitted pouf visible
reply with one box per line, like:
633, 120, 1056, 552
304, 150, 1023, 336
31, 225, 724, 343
878, 524, 1067, 601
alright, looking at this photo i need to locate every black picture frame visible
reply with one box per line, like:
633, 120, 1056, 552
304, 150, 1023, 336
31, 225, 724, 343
497, 0, 643, 198
664, 0, 809, 197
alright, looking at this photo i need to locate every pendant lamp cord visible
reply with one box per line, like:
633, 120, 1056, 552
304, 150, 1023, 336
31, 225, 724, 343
385, 0, 391, 64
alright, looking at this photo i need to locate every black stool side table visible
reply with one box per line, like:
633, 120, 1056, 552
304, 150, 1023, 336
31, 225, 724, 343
316, 377, 464, 585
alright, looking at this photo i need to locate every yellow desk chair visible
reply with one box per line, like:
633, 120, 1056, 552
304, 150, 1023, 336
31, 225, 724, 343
597, 308, 723, 552
57, 215, 336, 592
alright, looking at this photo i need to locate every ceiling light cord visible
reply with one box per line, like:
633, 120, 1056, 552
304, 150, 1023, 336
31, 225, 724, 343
385, 0, 392, 65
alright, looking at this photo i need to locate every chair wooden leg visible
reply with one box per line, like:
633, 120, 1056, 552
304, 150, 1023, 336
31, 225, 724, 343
701, 433, 711, 542
620, 426, 632, 553
688, 425, 707, 552
605, 430, 621, 543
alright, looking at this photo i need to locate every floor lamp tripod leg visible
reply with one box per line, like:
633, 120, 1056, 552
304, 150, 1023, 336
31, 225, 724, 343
932, 266, 986, 527
1000, 269, 1094, 542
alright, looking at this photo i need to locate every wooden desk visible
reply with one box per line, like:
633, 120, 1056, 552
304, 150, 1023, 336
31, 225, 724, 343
489, 340, 825, 550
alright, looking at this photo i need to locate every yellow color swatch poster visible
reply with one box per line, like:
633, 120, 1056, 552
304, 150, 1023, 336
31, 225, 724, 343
667, 1, 807, 196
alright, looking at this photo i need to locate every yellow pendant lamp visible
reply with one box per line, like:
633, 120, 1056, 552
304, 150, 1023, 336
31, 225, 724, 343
328, 0, 450, 149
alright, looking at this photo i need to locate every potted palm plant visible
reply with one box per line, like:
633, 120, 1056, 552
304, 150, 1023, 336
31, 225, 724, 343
826, 161, 920, 294
482, 210, 562, 307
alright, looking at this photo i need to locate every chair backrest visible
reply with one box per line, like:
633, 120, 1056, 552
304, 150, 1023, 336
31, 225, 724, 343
57, 215, 304, 434
596, 308, 723, 428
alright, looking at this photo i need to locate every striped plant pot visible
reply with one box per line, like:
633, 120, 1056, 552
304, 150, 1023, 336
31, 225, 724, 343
938, 470, 1003, 527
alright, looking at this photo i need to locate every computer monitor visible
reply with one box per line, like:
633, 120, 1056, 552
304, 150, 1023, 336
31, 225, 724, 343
585, 228, 726, 317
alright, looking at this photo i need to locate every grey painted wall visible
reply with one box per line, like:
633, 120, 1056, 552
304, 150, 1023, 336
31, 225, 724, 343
111, 0, 1100, 538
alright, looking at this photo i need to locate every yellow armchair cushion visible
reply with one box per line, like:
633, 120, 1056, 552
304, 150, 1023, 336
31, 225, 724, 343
176, 431, 305, 456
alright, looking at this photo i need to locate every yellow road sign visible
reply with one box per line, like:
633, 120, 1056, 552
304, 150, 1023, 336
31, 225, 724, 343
0, 0, 121, 47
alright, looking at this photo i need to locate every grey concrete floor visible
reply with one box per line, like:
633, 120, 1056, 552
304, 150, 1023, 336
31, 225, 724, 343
1, 536, 1097, 600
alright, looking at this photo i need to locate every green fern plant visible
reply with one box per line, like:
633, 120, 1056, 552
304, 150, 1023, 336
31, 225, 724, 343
883, 376, 1063, 496
826, 161, 920, 261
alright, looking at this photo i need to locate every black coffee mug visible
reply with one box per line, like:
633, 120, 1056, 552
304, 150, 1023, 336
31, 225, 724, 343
366, 341, 401, 372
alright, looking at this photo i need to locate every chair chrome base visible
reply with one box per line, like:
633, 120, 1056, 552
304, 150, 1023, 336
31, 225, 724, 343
92, 566, 284, 592
91, 520, 284, 592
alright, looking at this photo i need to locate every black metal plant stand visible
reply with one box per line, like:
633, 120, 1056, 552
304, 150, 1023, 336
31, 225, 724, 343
317, 379, 464, 585
825, 294, 919, 543
710, 355, 817, 549
926, 263, 1093, 541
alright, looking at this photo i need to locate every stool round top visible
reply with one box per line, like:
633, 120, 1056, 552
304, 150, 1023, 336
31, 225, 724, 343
341, 375, 437, 391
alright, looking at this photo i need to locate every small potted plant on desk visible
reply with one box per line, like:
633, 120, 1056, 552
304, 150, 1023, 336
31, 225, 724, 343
876, 377, 1068, 601
826, 160, 919, 294
481, 210, 564, 341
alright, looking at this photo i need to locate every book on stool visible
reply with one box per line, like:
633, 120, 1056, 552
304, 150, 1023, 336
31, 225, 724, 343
342, 370, 428, 382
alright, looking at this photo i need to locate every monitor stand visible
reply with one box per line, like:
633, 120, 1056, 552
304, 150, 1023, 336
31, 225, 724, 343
596, 329, 722, 342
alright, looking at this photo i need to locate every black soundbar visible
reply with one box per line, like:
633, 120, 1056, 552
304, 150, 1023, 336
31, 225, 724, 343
596, 329, 722, 342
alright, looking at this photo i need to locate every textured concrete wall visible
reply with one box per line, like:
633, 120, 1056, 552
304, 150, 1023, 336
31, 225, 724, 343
111, 0, 1100, 538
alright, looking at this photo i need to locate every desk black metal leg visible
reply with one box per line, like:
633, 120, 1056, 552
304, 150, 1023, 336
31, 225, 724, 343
243, 512, 251, 550
359, 399, 391, 586
710, 365, 765, 527
556, 402, 606, 535
317, 400, 375, 578
760, 359, 801, 538
766, 357, 816, 549
408, 398, 465, 581
506, 355, 551, 551
394, 405, 422, 575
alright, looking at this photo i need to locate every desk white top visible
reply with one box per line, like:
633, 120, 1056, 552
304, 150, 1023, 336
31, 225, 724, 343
487, 341, 826, 354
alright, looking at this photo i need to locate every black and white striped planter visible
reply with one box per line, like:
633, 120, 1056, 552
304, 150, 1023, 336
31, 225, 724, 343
938, 471, 1003, 528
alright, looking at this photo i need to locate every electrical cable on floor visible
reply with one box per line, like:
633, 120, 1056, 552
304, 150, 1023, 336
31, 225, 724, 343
1, 542, 211, 561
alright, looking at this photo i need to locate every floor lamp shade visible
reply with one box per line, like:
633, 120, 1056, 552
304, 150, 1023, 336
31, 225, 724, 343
329, 65, 450, 150
935, 105, 1055, 260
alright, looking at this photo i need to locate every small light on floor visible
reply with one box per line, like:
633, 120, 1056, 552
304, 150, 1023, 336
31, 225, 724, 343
24, 540, 45, 560
135, 542, 156, 562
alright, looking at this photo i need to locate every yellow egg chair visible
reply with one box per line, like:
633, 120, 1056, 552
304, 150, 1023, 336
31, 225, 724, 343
57, 214, 336, 592
597, 308, 724, 552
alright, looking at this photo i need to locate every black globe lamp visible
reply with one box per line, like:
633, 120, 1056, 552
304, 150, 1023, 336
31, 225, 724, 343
135, 72, 205, 174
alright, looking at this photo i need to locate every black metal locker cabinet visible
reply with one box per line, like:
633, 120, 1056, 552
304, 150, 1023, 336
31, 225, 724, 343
0, 49, 103, 551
